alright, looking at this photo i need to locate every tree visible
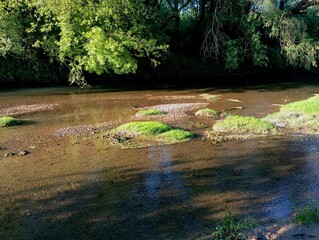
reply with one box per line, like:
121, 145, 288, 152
0, 2, 25, 58
202, 0, 319, 71
1, 0, 168, 85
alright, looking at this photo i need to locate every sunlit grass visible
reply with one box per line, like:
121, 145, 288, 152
136, 109, 165, 116
281, 96, 319, 114
157, 129, 194, 142
0, 116, 21, 127
112, 121, 171, 136
106, 121, 194, 147
195, 108, 218, 117
263, 96, 319, 134
213, 115, 277, 134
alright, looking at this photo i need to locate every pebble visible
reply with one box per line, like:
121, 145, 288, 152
18, 150, 30, 156
4, 152, 15, 157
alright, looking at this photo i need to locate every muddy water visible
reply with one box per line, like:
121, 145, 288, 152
1, 82, 319, 239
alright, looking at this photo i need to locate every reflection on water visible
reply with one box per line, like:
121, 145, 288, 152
263, 136, 319, 219
146, 146, 188, 201
133, 146, 200, 236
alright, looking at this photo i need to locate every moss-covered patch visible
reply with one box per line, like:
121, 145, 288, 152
213, 115, 277, 134
104, 121, 194, 148
136, 109, 165, 116
111, 121, 171, 136
157, 129, 194, 142
195, 108, 218, 117
263, 96, 319, 134
0, 117, 21, 127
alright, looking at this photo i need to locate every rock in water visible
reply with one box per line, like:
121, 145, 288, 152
4, 152, 15, 157
18, 150, 30, 156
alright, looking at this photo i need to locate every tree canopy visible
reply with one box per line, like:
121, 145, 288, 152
1, 0, 319, 85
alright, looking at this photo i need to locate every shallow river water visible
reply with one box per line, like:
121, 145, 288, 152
1, 81, 319, 239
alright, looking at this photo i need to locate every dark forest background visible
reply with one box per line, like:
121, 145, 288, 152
1, 0, 319, 86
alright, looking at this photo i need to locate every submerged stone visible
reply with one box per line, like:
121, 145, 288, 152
18, 150, 30, 156
4, 152, 15, 157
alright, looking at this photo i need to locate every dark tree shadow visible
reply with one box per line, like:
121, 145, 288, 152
1, 136, 319, 239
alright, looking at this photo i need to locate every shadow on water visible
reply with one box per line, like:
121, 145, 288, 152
1, 136, 319, 239
1, 75, 319, 97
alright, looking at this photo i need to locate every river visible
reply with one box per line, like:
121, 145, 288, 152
1, 81, 319, 239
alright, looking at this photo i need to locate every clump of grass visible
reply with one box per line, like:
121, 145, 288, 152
294, 204, 319, 225
195, 108, 218, 117
136, 109, 165, 116
281, 96, 319, 114
213, 115, 277, 134
212, 209, 255, 240
263, 96, 319, 134
158, 129, 194, 142
105, 121, 194, 147
0, 116, 21, 127
112, 121, 171, 136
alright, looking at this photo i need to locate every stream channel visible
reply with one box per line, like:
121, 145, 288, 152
1, 80, 319, 239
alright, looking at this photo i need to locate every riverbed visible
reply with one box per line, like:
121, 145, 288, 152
1, 81, 319, 239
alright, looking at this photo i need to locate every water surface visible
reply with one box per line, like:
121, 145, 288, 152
1, 82, 319, 239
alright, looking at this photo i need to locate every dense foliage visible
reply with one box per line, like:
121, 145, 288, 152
1, 0, 319, 85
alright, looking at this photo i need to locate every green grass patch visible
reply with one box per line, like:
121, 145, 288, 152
212, 209, 256, 240
281, 96, 319, 114
112, 121, 171, 136
105, 121, 194, 148
0, 117, 21, 127
195, 108, 218, 117
136, 109, 165, 116
213, 115, 277, 134
294, 204, 319, 225
158, 129, 194, 142
263, 96, 319, 134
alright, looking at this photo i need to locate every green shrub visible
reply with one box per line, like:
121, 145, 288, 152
0, 117, 21, 127
136, 109, 165, 116
213, 115, 277, 134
